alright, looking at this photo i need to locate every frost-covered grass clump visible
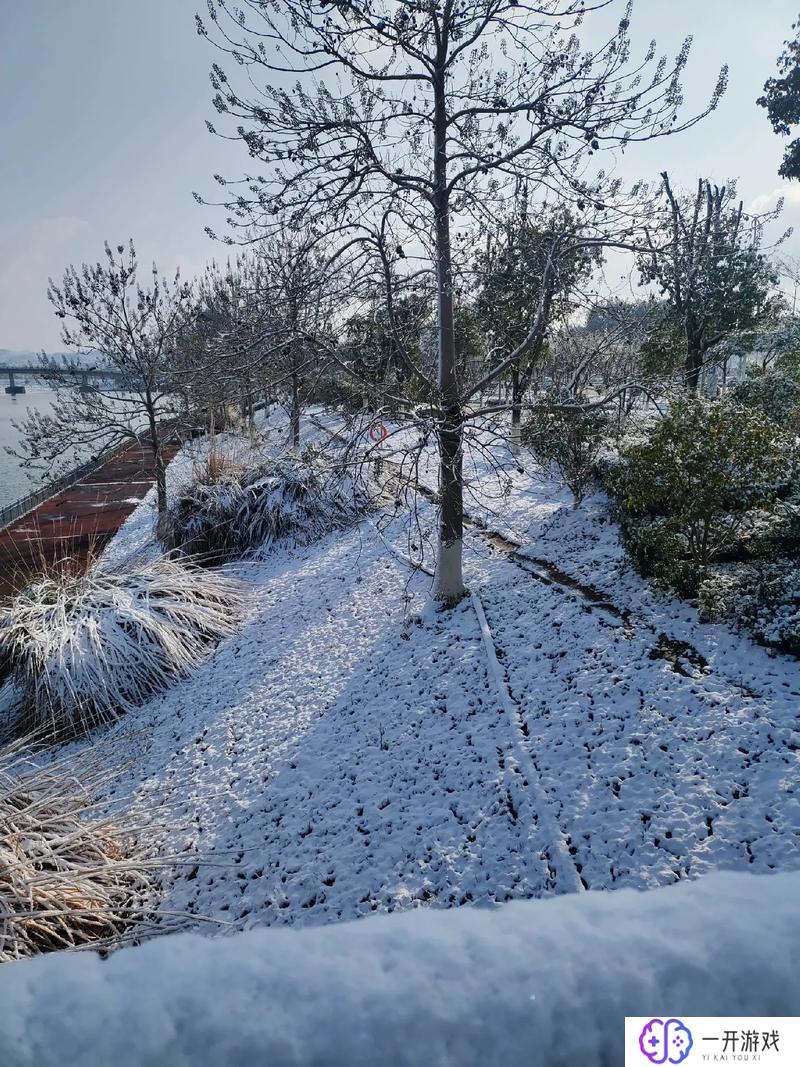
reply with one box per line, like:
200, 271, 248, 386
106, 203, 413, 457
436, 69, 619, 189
0, 742, 152, 962
0, 560, 240, 736
160, 455, 371, 562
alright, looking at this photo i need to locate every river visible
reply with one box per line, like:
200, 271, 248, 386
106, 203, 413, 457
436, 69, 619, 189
0, 387, 58, 509
0, 383, 167, 513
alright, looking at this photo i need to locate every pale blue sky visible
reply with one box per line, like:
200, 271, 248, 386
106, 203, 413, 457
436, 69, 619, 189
2, 0, 800, 350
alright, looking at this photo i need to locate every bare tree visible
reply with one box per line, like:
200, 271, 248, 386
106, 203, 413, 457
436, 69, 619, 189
255, 235, 333, 448
12, 242, 193, 514
175, 254, 270, 434
174, 237, 337, 446
638, 173, 784, 393
573, 297, 669, 416
198, 0, 726, 603
343, 208, 437, 405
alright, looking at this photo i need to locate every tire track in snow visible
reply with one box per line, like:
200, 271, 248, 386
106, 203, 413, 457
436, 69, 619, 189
471, 590, 585, 895
366, 523, 560, 901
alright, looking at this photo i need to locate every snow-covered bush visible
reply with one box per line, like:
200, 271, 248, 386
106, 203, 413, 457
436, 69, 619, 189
727, 500, 800, 562
610, 398, 794, 591
763, 498, 800, 558
732, 368, 800, 429
615, 515, 702, 595
699, 562, 800, 656
157, 471, 249, 561
522, 403, 610, 504
160, 456, 371, 562
0, 560, 240, 736
0, 741, 151, 962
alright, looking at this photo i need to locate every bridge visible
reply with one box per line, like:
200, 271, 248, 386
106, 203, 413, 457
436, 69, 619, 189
0, 364, 130, 395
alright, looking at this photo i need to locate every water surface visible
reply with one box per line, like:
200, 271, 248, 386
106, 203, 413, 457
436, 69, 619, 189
0, 387, 57, 509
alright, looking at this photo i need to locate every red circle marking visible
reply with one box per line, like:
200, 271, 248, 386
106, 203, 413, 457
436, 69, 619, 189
369, 422, 388, 443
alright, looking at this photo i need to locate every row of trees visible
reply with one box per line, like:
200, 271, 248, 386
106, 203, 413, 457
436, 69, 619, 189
14, 0, 800, 605
16, 173, 791, 519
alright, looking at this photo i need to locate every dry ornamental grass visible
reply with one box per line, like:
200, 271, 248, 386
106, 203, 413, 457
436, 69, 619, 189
159, 456, 371, 563
0, 742, 152, 962
0, 559, 241, 737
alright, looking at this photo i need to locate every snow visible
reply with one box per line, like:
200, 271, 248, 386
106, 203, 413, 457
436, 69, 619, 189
1, 868, 798, 1067
45, 409, 797, 932
1, 406, 797, 1058
470, 589, 584, 895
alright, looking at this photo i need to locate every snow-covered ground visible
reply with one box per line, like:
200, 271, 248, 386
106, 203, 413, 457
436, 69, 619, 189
50, 409, 800, 932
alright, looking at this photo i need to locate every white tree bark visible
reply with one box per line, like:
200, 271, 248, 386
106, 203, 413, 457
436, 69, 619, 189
432, 537, 464, 604
509, 417, 521, 455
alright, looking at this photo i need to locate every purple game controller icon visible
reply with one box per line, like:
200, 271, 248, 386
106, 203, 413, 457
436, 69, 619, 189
639, 1018, 693, 1064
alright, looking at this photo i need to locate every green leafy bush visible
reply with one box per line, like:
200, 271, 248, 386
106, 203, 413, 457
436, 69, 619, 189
732, 368, 800, 429
614, 516, 704, 596
730, 501, 800, 561
764, 499, 800, 557
522, 404, 610, 504
611, 398, 793, 583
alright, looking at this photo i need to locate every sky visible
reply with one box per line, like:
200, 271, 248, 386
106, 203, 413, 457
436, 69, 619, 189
2, 0, 800, 351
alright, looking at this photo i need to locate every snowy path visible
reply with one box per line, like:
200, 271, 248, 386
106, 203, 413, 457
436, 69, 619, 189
372, 433, 800, 891
375, 427, 800, 890
98, 520, 571, 929
470, 589, 585, 894
75, 414, 800, 933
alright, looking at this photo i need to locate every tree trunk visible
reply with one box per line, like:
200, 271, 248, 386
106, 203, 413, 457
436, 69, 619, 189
290, 363, 301, 450
145, 395, 167, 514
509, 367, 522, 454
288, 296, 301, 449
684, 324, 703, 394
431, 73, 465, 605
685, 349, 703, 393
435, 412, 464, 603
154, 447, 167, 516
379, 240, 406, 389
